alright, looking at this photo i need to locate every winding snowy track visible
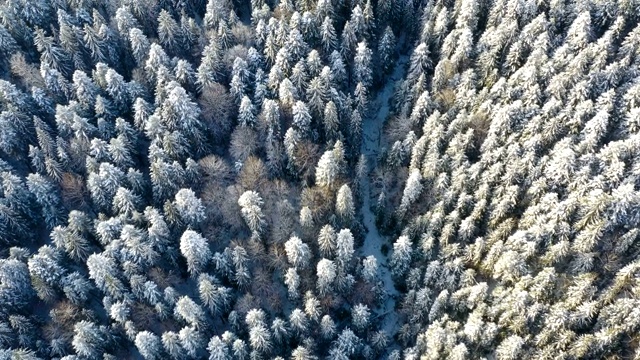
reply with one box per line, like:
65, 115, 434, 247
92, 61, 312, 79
359, 55, 409, 335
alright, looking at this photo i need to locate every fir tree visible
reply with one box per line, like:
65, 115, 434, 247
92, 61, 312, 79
180, 230, 211, 276
354, 42, 373, 88
336, 184, 355, 224
135, 331, 163, 360
317, 258, 337, 295
285, 235, 312, 269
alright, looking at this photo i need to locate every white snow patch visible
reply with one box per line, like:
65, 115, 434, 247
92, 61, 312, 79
358, 55, 409, 336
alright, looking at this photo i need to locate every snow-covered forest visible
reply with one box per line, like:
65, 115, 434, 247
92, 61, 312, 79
0, 0, 640, 358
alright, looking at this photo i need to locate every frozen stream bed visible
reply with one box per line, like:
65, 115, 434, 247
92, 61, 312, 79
358, 54, 409, 335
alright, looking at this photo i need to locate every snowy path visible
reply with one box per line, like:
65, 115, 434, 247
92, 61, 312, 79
358, 55, 408, 335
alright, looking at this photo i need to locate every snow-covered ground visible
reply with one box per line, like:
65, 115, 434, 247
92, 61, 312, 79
358, 55, 409, 335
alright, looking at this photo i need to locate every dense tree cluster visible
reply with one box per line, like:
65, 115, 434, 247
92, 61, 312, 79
0, 0, 414, 358
0, 0, 639, 358
374, 1, 640, 358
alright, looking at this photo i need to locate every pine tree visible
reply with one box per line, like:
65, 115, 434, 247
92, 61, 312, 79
293, 101, 312, 136
496, 335, 525, 360
284, 267, 300, 299
378, 27, 396, 76
340, 21, 357, 61
336, 229, 355, 269
128, 28, 150, 65
0, 259, 34, 310
320, 315, 337, 340
180, 230, 211, 276
238, 96, 257, 127
349, 109, 363, 156
330, 51, 347, 88
34, 28, 71, 76
361, 256, 378, 282
135, 331, 163, 360
113, 187, 140, 216
230, 58, 249, 101
390, 235, 412, 278
271, 317, 289, 345
72, 321, 107, 359
300, 206, 314, 229
408, 43, 432, 82
231, 246, 251, 288
175, 59, 195, 88
157, 10, 180, 53
207, 336, 230, 360
289, 308, 309, 336
248, 323, 273, 355
285, 235, 311, 269
197, 40, 223, 89
175, 296, 206, 328
317, 224, 336, 257
260, 99, 281, 137
87, 253, 126, 299
199, 274, 232, 316
174, 188, 206, 226
291, 345, 317, 360
238, 190, 267, 237
398, 169, 423, 219
323, 101, 340, 140
317, 258, 336, 295
351, 304, 370, 332
332, 328, 361, 357
162, 331, 185, 359
307, 77, 329, 118
354, 41, 373, 88
315, 150, 340, 188
336, 184, 355, 223
354, 82, 368, 114
26, 173, 63, 228
232, 339, 248, 360
321, 17, 338, 54
179, 326, 204, 357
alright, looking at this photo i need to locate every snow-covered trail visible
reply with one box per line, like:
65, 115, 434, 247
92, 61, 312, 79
358, 55, 409, 335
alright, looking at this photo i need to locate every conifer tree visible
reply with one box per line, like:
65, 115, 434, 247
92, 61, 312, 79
361, 256, 378, 282
354, 42, 373, 88
351, 304, 370, 332
238, 96, 257, 128
318, 224, 337, 257
284, 267, 300, 299
157, 10, 180, 53
207, 336, 230, 360
180, 230, 211, 276
293, 101, 312, 136
336, 229, 355, 269
135, 331, 163, 360
336, 184, 355, 223
285, 235, 312, 269
323, 101, 340, 140
390, 235, 412, 278
398, 169, 423, 219
238, 190, 267, 237
197, 40, 223, 89
179, 326, 204, 357
378, 27, 396, 76
174, 189, 206, 226
26, 173, 63, 228
321, 17, 338, 54
175, 296, 206, 328
315, 150, 340, 188
72, 321, 108, 359
199, 274, 232, 316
